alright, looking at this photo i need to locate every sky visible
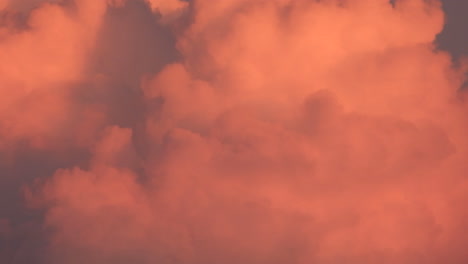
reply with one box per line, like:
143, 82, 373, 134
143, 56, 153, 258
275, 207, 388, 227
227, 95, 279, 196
436, 0, 468, 59
0, 0, 467, 263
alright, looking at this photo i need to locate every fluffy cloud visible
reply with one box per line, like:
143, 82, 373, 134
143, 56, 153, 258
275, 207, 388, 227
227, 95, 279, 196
1, 0, 468, 263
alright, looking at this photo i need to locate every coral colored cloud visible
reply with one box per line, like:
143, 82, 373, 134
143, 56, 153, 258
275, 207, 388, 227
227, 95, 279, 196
0, 0, 467, 263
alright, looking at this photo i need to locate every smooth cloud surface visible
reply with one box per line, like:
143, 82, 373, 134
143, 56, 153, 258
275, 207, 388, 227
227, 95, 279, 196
1, 0, 468, 263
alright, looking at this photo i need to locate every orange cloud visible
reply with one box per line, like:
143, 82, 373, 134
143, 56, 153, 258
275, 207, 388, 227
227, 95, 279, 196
0, 0, 110, 150
1, 0, 467, 263
147, 0, 188, 16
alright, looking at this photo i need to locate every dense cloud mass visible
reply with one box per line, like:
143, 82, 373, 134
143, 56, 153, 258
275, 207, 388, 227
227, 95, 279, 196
0, 0, 468, 263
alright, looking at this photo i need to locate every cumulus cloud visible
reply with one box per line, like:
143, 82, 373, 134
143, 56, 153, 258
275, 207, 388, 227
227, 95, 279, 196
0, 0, 467, 263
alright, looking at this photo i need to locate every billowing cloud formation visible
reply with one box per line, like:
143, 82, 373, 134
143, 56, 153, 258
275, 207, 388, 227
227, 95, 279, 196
1, 0, 468, 263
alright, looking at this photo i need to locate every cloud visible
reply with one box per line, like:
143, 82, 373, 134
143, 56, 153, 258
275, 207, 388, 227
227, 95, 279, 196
147, 0, 188, 17
0, 0, 8, 10
0, 0, 467, 263
0, 0, 110, 150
